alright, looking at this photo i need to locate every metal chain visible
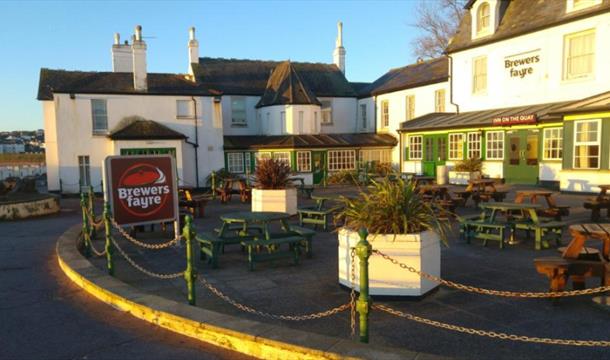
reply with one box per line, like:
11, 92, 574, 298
198, 275, 349, 321
110, 217, 180, 250
111, 237, 184, 279
85, 207, 104, 227
373, 249, 610, 298
350, 248, 356, 337
80, 231, 106, 257
374, 304, 610, 347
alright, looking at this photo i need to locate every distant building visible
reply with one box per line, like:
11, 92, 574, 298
0, 142, 25, 154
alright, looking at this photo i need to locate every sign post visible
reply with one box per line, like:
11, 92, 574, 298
104, 155, 179, 239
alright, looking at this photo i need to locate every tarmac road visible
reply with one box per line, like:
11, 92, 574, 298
0, 198, 251, 360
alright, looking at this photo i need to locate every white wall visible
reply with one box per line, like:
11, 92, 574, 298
43, 100, 59, 191
357, 97, 375, 133
221, 95, 262, 135
451, 12, 610, 111
259, 104, 321, 135
318, 97, 358, 134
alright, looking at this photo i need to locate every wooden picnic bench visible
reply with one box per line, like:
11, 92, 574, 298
241, 236, 303, 271
515, 190, 570, 220
534, 223, 610, 294
290, 177, 314, 199
583, 185, 610, 222
195, 231, 224, 268
286, 225, 316, 258
297, 196, 342, 231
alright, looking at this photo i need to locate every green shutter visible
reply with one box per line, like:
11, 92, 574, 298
562, 121, 574, 170
602, 118, 610, 170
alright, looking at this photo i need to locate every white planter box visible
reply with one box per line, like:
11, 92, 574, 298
251, 188, 297, 215
448, 171, 481, 185
338, 228, 440, 296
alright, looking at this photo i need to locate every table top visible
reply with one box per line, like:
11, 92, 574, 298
569, 223, 610, 238
418, 184, 448, 191
598, 185, 610, 190
413, 175, 435, 180
516, 190, 554, 196
469, 179, 496, 185
479, 202, 542, 211
220, 211, 290, 223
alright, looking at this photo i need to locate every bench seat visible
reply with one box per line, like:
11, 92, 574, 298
195, 232, 224, 268
241, 236, 303, 271
287, 225, 316, 258
297, 206, 340, 231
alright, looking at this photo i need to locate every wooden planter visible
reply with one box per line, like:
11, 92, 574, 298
448, 171, 481, 185
338, 228, 440, 296
251, 188, 297, 215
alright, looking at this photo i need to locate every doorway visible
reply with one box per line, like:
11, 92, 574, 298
504, 129, 539, 184
312, 151, 326, 185
422, 134, 447, 177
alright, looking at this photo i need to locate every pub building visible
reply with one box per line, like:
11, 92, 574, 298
398, 0, 610, 192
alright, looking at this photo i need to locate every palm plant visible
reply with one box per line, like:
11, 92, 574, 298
336, 176, 449, 245
253, 158, 293, 190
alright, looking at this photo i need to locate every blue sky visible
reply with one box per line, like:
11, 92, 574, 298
0, 0, 424, 131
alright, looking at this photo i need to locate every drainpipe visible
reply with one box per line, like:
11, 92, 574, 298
185, 96, 200, 188
447, 54, 460, 114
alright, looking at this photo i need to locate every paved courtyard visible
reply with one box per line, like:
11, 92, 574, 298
84, 184, 610, 359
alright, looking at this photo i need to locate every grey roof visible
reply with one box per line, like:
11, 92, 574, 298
550, 91, 610, 115
224, 133, 397, 150
349, 82, 372, 97
256, 61, 321, 108
109, 120, 186, 140
447, 0, 610, 53
37, 69, 216, 100
399, 101, 572, 133
359, 57, 448, 98
191, 57, 357, 97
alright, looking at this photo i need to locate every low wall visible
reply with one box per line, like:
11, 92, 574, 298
0, 194, 60, 220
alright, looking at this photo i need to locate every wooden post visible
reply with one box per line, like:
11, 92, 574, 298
104, 202, 114, 276
183, 215, 196, 305
356, 227, 372, 343
211, 171, 216, 200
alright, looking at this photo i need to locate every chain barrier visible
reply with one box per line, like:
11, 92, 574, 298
111, 237, 184, 279
374, 304, 610, 347
85, 207, 104, 228
373, 249, 610, 298
110, 217, 180, 250
198, 275, 350, 321
80, 231, 106, 257
350, 248, 357, 337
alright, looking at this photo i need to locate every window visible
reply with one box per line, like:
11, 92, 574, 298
313, 112, 318, 133
405, 95, 415, 120
567, 0, 602, 12
91, 99, 108, 133
486, 131, 504, 160
245, 152, 252, 173
472, 56, 487, 94
328, 150, 356, 171
543, 128, 563, 160
227, 153, 244, 173
476, 2, 490, 35
360, 104, 367, 129
231, 97, 246, 125
381, 100, 389, 127
255, 152, 271, 164
176, 100, 194, 118
297, 151, 311, 172
78, 155, 91, 186
298, 111, 304, 133
321, 100, 332, 124
360, 149, 391, 164
563, 29, 595, 80
280, 111, 286, 134
408, 135, 422, 160
448, 133, 464, 160
435, 89, 446, 112
272, 152, 291, 166
467, 133, 481, 159
573, 119, 600, 169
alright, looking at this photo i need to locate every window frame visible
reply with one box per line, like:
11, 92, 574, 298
567, 0, 602, 13
405, 95, 415, 121
360, 149, 392, 165
381, 100, 389, 128
563, 29, 595, 81
296, 151, 312, 172
272, 151, 291, 166
542, 127, 563, 161
573, 119, 601, 169
321, 100, 333, 125
230, 96, 247, 126
435, 89, 446, 112
408, 135, 423, 160
472, 56, 488, 94
176, 100, 194, 119
227, 152, 245, 174
448, 133, 465, 160
360, 104, 367, 129
328, 150, 356, 171
78, 155, 91, 186
467, 132, 482, 159
476, 2, 491, 36
485, 131, 504, 160
91, 99, 108, 134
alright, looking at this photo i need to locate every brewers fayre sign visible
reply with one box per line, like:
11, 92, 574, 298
104, 155, 178, 226
492, 114, 537, 126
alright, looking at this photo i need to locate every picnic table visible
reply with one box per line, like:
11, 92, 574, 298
216, 177, 251, 203
534, 223, 610, 294
178, 187, 211, 218
412, 175, 436, 187
418, 184, 459, 217
584, 185, 610, 222
463, 179, 508, 206
298, 195, 344, 231
289, 177, 314, 198
515, 190, 570, 220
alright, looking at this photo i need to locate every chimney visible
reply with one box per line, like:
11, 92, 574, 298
111, 33, 133, 72
132, 25, 147, 91
188, 27, 199, 76
333, 21, 346, 74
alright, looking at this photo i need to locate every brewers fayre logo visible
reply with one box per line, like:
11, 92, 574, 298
105, 155, 177, 226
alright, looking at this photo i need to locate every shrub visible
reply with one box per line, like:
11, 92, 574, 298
253, 158, 293, 190
205, 168, 235, 187
336, 177, 449, 244
454, 158, 482, 172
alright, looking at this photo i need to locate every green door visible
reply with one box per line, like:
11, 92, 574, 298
504, 129, 539, 184
312, 151, 326, 185
422, 135, 447, 177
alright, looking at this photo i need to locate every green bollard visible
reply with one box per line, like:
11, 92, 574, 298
104, 202, 114, 276
183, 215, 197, 305
80, 193, 91, 258
211, 171, 216, 200
356, 227, 372, 343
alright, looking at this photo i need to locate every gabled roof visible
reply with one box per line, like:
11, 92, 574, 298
109, 119, 186, 140
256, 61, 321, 108
447, 0, 610, 53
399, 101, 571, 133
550, 91, 610, 115
358, 57, 448, 98
223, 133, 397, 150
349, 82, 372, 97
191, 57, 357, 97
37, 69, 217, 100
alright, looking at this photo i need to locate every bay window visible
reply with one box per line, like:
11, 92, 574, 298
328, 150, 356, 171
296, 151, 311, 172
448, 133, 464, 160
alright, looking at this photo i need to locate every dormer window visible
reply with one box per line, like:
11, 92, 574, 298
567, 0, 602, 13
476, 2, 490, 36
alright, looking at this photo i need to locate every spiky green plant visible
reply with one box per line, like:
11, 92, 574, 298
253, 158, 293, 190
336, 176, 449, 245
205, 168, 234, 187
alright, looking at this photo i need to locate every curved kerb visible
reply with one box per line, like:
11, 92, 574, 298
57, 224, 433, 360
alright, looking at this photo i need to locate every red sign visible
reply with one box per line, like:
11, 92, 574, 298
104, 155, 178, 226
492, 114, 537, 126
